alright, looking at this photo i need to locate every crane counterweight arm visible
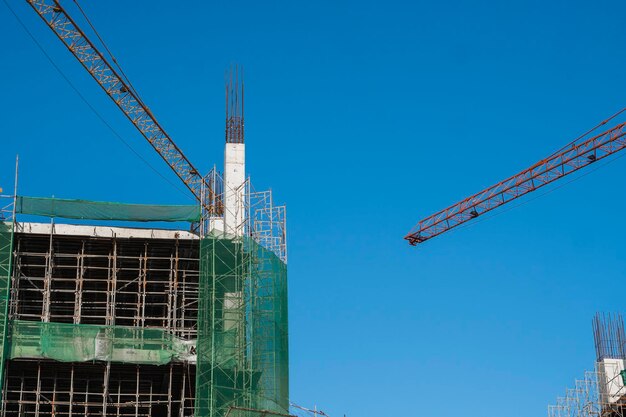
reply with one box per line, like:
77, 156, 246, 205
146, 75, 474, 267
405, 121, 626, 246
26, 0, 216, 212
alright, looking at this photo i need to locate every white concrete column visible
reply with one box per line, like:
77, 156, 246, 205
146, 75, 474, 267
223, 143, 245, 236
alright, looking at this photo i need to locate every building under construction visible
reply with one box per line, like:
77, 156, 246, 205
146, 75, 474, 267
0, 157, 288, 417
548, 313, 626, 417
0, 71, 289, 417
0, 1, 292, 416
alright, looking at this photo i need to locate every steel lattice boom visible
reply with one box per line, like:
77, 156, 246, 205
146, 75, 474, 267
26, 0, 217, 212
405, 117, 626, 245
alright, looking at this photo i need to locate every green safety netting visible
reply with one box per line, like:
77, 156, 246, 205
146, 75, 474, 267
16, 196, 200, 222
9, 320, 195, 365
0, 221, 14, 404
224, 407, 293, 417
196, 235, 289, 417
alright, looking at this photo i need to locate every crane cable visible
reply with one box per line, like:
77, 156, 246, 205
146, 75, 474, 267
453, 148, 626, 235
545, 107, 626, 160
69, 0, 146, 106
451, 111, 626, 235
1, 0, 193, 200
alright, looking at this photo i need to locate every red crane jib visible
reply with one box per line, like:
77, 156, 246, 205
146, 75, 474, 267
406, 120, 626, 245
25, 0, 218, 214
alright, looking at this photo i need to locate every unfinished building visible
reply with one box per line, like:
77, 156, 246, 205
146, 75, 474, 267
4, 1, 290, 415
548, 313, 626, 417
0, 183, 288, 417
0, 72, 289, 415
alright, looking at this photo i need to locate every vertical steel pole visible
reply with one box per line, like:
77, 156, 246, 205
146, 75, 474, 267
0, 155, 18, 406
12, 156, 18, 218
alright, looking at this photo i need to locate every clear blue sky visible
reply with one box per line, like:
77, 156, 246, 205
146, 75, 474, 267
2, 0, 626, 415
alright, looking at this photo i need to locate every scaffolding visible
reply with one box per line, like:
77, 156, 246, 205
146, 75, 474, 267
549, 314, 626, 417
3, 359, 195, 416
547, 364, 626, 417
7, 224, 199, 336
1, 217, 200, 416
0, 195, 16, 406
195, 180, 289, 417
0, 187, 288, 416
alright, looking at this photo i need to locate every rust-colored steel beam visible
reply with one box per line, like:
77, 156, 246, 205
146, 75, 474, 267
406, 116, 626, 245
25, 0, 218, 213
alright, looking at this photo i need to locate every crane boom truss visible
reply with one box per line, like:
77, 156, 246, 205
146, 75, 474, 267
405, 120, 626, 245
26, 0, 215, 212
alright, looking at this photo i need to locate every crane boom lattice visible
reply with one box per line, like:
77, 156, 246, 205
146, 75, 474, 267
406, 118, 626, 245
26, 0, 216, 212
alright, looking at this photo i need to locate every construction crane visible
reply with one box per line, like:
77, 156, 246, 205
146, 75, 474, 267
24, 0, 219, 214
405, 109, 626, 245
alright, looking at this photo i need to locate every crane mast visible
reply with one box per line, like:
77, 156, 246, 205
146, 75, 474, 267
25, 0, 218, 213
406, 113, 626, 246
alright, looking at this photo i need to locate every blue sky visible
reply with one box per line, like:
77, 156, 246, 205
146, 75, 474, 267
2, 0, 626, 415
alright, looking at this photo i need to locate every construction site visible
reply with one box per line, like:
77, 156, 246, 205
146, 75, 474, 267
547, 314, 626, 417
0, 1, 291, 416
0, 188, 289, 416
1, 0, 625, 416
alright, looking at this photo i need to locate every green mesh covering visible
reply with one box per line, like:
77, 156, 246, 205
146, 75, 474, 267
224, 407, 293, 417
9, 320, 194, 365
0, 221, 14, 403
16, 196, 200, 222
196, 236, 289, 417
